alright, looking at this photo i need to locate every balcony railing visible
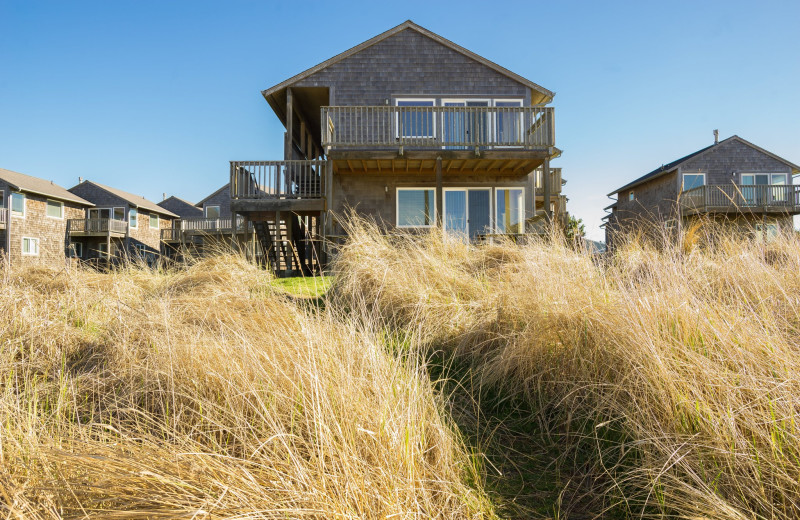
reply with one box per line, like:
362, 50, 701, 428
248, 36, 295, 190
680, 184, 800, 214
161, 217, 251, 241
534, 167, 563, 195
67, 218, 128, 234
322, 105, 555, 151
230, 160, 325, 200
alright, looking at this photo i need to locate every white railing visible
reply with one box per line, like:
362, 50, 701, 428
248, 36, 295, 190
322, 105, 555, 150
67, 218, 128, 234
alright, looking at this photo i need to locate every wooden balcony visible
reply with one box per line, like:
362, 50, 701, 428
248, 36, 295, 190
67, 218, 128, 236
680, 184, 800, 215
322, 105, 555, 176
230, 160, 326, 213
534, 167, 563, 195
161, 217, 252, 242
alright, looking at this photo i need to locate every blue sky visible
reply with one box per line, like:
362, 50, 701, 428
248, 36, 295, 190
1, 0, 798, 240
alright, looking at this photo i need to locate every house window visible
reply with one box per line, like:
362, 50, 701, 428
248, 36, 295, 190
495, 99, 524, 145
96, 243, 108, 259
205, 205, 220, 219
0, 190, 4, 209
46, 199, 63, 219
11, 192, 25, 217
21, 237, 39, 256
396, 99, 435, 139
629, 191, 634, 201
113, 207, 125, 220
496, 188, 525, 234
129, 207, 138, 228
149, 213, 159, 229
397, 188, 435, 227
133, 243, 147, 256
68, 242, 83, 258
682, 173, 705, 191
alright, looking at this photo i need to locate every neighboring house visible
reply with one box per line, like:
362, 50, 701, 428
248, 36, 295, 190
158, 196, 203, 219
67, 180, 178, 263
0, 168, 93, 267
604, 135, 800, 247
230, 20, 563, 274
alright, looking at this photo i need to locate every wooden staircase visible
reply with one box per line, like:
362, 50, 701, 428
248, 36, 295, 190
252, 215, 322, 276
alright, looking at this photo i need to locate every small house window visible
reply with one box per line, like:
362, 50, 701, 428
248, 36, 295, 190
0, 190, 4, 208
68, 242, 83, 258
113, 207, 125, 220
628, 191, 634, 201
22, 237, 39, 256
149, 213, 159, 229
396, 99, 435, 139
46, 199, 63, 219
397, 188, 435, 227
496, 188, 525, 234
134, 243, 147, 256
205, 205, 220, 219
11, 192, 25, 216
682, 173, 705, 191
129, 207, 138, 228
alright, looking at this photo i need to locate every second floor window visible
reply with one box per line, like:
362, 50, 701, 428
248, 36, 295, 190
149, 213, 159, 229
205, 205, 220, 219
397, 100, 435, 139
46, 199, 63, 219
682, 173, 705, 191
629, 191, 635, 201
129, 207, 138, 228
11, 192, 25, 216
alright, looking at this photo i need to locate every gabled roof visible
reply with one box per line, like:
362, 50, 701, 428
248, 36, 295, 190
158, 196, 203, 218
159, 195, 196, 207
70, 180, 178, 218
195, 184, 229, 207
0, 168, 93, 206
262, 20, 554, 105
608, 135, 800, 197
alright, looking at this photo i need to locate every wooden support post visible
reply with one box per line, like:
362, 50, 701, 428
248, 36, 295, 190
285, 88, 293, 161
525, 168, 535, 232
543, 157, 552, 221
435, 156, 443, 227
324, 159, 333, 235
106, 231, 111, 265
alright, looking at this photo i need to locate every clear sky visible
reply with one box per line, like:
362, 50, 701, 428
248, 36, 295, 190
1, 0, 798, 240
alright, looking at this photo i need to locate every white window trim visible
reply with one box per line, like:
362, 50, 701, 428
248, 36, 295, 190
21, 236, 39, 256
46, 199, 64, 220
492, 99, 524, 149
681, 172, 706, 191
10, 192, 25, 218
740, 172, 787, 184
396, 187, 436, 228
442, 187, 493, 237
113, 207, 125, 221
129, 207, 138, 229
204, 205, 221, 219
0, 190, 4, 210
495, 187, 526, 234
149, 213, 160, 229
395, 98, 437, 140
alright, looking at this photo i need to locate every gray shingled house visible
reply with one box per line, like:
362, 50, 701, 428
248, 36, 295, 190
604, 135, 800, 247
0, 168, 94, 267
67, 180, 178, 263
229, 20, 564, 274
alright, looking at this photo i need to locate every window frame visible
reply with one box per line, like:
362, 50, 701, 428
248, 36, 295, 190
395, 98, 437, 140
681, 172, 705, 191
21, 236, 39, 256
493, 99, 524, 148
129, 207, 138, 229
46, 199, 64, 220
0, 190, 4, 209
10, 192, 25, 217
68, 242, 83, 258
204, 205, 221, 219
396, 187, 436, 228
628, 191, 635, 201
149, 212, 159, 229
494, 187, 526, 235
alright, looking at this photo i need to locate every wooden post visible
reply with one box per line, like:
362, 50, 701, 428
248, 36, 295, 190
106, 231, 111, 265
525, 168, 535, 232
543, 157, 552, 221
435, 156, 443, 227
285, 88, 293, 160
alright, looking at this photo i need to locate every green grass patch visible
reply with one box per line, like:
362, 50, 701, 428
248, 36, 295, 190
271, 275, 333, 300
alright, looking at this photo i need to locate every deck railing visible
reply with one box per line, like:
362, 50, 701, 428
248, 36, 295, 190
534, 167, 562, 194
680, 184, 800, 213
161, 217, 252, 241
230, 160, 325, 200
67, 218, 128, 234
322, 105, 555, 150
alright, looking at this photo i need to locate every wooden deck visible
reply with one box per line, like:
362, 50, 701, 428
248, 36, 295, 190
160, 217, 252, 242
680, 184, 800, 215
230, 160, 326, 213
67, 218, 128, 237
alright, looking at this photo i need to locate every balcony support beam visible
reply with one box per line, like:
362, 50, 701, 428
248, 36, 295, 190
435, 156, 443, 227
285, 88, 293, 161
543, 157, 552, 221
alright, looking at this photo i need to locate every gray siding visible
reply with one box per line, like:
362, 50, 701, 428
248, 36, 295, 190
198, 186, 232, 219
158, 196, 203, 219
295, 28, 530, 106
679, 139, 792, 185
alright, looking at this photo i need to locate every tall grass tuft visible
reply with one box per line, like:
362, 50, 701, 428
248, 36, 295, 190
331, 217, 800, 519
0, 253, 494, 518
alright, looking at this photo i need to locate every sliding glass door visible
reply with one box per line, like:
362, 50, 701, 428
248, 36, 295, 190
444, 188, 492, 239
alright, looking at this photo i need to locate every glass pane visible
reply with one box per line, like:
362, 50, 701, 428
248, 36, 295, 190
397, 189, 434, 226
443, 102, 466, 149
0, 191, 4, 208
682, 174, 704, 191
772, 174, 787, 185
772, 175, 787, 202
206, 206, 220, 219
46, 200, 62, 218
114, 207, 125, 220
496, 189, 524, 234
11, 193, 24, 214
466, 101, 489, 144
129, 208, 137, 226
398, 101, 434, 138
444, 190, 467, 236
468, 190, 491, 239
496, 101, 522, 145
755, 174, 770, 185
150, 214, 159, 228
100, 208, 110, 219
